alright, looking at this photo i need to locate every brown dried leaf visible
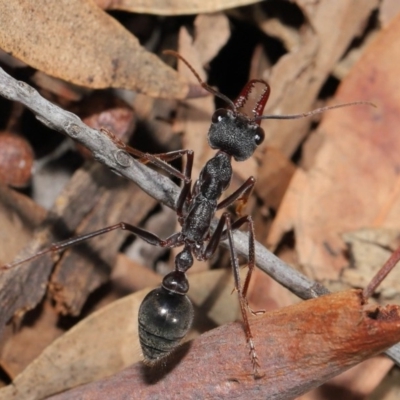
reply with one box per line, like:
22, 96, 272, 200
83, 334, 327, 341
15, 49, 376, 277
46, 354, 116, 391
0, 0, 188, 98
0, 184, 46, 265
45, 290, 400, 399
31, 72, 87, 102
0, 300, 64, 379
369, 366, 400, 399
96, 0, 263, 15
261, 0, 378, 157
255, 147, 296, 210
0, 288, 148, 400
341, 229, 400, 302
193, 13, 230, 65
380, 0, 400, 27
49, 174, 157, 316
268, 13, 400, 280
247, 267, 296, 313
111, 253, 161, 293
307, 356, 393, 399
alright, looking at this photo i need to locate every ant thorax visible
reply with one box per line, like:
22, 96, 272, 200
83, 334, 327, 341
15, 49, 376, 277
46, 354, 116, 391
198, 153, 232, 200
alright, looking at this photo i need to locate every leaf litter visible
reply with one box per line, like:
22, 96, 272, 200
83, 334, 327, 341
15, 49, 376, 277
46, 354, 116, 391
0, 1, 399, 399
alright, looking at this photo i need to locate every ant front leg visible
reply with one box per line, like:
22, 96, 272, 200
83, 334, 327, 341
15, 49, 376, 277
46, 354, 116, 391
202, 212, 262, 378
123, 144, 195, 222
217, 177, 255, 216
1, 222, 182, 270
124, 145, 194, 184
102, 127, 193, 191
101, 127, 195, 219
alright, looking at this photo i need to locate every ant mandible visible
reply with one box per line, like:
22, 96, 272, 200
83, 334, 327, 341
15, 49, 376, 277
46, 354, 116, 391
1, 50, 372, 378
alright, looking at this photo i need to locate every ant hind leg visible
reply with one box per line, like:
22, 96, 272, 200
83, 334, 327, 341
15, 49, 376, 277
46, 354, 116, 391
1, 222, 180, 270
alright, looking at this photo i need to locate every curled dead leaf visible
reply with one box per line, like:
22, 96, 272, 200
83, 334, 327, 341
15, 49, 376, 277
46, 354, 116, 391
0, 0, 188, 98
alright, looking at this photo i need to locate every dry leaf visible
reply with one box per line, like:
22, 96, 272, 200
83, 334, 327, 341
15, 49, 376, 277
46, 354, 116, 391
0, 300, 64, 379
255, 146, 296, 210
0, 289, 148, 400
369, 367, 400, 399
268, 12, 400, 280
193, 13, 230, 65
0, 184, 46, 265
341, 229, 400, 301
96, 0, 263, 15
380, 0, 400, 27
0, 0, 188, 98
260, 0, 378, 156
307, 356, 393, 399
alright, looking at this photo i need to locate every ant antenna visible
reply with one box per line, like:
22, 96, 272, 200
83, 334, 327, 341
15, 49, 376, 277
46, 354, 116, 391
164, 50, 236, 110
255, 101, 376, 121
164, 50, 375, 121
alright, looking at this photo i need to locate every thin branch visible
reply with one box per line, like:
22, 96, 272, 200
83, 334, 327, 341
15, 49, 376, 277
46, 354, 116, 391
0, 66, 398, 363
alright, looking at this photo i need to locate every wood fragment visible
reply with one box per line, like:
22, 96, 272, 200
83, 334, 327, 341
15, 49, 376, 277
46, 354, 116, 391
46, 290, 400, 400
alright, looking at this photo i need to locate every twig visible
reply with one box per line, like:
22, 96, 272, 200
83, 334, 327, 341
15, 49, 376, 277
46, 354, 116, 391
0, 66, 399, 363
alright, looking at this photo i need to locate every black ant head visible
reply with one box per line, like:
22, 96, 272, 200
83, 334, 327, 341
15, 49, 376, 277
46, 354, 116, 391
163, 52, 269, 161
208, 79, 269, 161
208, 109, 265, 161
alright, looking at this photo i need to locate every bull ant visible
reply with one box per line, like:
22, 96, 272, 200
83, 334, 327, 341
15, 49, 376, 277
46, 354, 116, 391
1, 51, 372, 378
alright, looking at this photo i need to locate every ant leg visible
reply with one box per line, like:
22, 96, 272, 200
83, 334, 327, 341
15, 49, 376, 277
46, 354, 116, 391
125, 146, 195, 220
202, 212, 229, 260
217, 177, 255, 215
121, 143, 195, 220
124, 145, 193, 184
218, 215, 264, 316
101, 126, 190, 177
100, 127, 195, 215
228, 216, 264, 316
1, 223, 182, 270
225, 214, 262, 378
201, 212, 262, 378
174, 150, 193, 222
101, 127, 192, 184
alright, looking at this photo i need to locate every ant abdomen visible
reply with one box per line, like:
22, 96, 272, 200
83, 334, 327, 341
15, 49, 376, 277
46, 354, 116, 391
138, 287, 194, 362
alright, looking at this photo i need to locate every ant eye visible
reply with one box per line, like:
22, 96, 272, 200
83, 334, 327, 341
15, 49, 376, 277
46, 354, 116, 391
212, 109, 228, 123
254, 126, 265, 145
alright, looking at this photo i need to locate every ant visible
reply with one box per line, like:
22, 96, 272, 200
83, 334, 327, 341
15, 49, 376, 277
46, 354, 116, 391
1, 51, 372, 378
